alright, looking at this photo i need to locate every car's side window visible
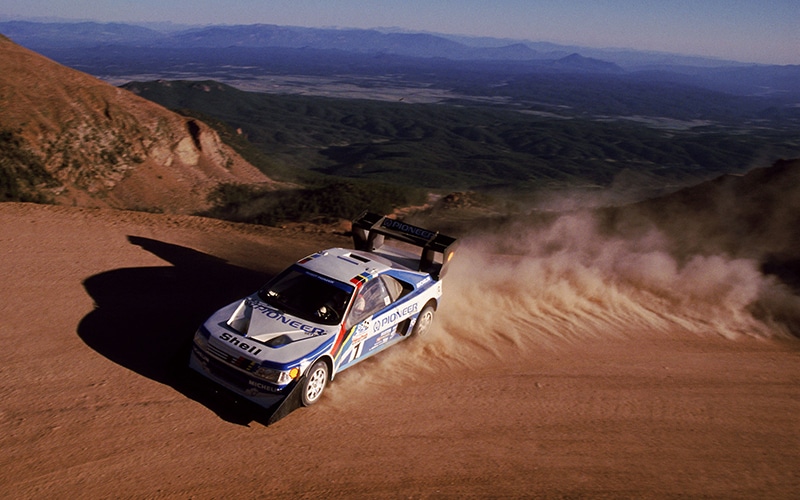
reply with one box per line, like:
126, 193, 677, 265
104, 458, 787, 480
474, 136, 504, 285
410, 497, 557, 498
346, 278, 390, 329
381, 275, 411, 301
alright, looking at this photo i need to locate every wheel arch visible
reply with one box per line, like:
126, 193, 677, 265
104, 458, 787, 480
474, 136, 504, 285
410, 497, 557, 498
315, 354, 336, 381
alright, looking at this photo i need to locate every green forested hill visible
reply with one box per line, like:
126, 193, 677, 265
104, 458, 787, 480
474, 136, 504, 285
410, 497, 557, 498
123, 80, 797, 193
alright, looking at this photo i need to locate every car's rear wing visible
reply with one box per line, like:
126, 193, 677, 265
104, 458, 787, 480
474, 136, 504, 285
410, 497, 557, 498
351, 211, 458, 280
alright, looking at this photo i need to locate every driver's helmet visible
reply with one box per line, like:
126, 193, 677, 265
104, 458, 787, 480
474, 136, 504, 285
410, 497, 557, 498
352, 295, 366, 315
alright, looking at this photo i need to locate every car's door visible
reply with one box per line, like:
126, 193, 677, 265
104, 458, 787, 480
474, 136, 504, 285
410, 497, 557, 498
338, 275, 413, 369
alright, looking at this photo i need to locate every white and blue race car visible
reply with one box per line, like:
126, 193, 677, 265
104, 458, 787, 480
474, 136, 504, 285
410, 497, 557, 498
189, 212, 458, 412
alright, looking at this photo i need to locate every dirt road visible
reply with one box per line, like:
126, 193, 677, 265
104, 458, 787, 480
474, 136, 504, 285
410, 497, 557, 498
1, 203, 797, 498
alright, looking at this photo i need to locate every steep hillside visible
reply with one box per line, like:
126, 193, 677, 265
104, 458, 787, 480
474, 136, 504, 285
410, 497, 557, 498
593, 158, 800, 294
0, 35, 272, 213
609, 159, 800, 259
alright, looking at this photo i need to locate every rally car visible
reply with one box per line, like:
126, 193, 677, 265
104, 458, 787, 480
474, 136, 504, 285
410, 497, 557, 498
189, 212, 458, 411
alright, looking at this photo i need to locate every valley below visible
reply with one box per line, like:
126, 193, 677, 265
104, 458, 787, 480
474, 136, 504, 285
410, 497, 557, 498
103, 72, 460, 104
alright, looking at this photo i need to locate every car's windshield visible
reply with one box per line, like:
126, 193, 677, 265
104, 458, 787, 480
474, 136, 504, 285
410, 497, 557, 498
257, 266, 354, 325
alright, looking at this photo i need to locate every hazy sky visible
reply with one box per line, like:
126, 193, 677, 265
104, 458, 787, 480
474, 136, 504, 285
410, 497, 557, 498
2, 0, 798, 64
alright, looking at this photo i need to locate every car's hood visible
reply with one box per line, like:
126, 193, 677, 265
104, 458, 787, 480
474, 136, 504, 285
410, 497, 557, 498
226, 296, 336, 343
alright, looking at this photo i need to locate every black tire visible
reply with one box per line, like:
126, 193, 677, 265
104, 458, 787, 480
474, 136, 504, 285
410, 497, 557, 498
300, 360, 329, 406
411, 304, 435, 337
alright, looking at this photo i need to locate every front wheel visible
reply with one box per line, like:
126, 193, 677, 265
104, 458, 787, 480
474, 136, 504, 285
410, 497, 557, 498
300, 360, 329, 406
411, 304, 435, 337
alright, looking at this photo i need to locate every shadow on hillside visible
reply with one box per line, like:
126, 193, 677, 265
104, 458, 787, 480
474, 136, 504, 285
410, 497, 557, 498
77, 236, 285, 426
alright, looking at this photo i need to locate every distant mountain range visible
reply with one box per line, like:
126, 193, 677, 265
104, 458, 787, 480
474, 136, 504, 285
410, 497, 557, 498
0, 21, 578, 59
1, 20, 798, 101
0, 20, 618, 66
0, 19, 774, 67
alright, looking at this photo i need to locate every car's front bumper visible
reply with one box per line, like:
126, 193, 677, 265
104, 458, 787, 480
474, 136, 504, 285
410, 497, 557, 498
189, 343, 293, 408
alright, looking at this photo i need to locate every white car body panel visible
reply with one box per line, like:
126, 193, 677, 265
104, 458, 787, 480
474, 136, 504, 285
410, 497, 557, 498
189, 213, 457, 409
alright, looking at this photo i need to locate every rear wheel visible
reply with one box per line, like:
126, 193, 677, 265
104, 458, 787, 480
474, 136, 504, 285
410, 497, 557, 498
300, 360, 328, 406
411, 304, 435, 337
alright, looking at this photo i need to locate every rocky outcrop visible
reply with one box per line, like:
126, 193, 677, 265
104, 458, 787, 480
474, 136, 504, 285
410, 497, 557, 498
0, 34, 273, 213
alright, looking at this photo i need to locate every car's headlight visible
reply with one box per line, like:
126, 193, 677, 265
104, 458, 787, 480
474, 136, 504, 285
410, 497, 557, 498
193, 328, 210, 350
255, 366, 301, 385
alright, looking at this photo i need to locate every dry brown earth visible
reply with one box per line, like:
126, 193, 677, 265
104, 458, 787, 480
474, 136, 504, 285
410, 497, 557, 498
0, 36, 273, 213
1, 202, 798, 498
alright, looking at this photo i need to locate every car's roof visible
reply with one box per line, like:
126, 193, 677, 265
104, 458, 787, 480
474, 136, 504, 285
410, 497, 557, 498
297, 247, 412, 285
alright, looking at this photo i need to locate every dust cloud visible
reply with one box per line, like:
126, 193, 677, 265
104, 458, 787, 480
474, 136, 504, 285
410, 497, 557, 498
438, 212, 795, 346
333, 159, 800, 397
335, 209, 798, 395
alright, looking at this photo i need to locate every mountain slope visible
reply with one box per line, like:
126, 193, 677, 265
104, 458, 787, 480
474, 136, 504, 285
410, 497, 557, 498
0, 35, 272, 213
617, 159, 800, 259
594, 158, 800, 296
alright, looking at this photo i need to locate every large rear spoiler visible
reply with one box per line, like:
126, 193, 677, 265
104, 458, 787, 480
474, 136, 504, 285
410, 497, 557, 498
351, 211, 458, 280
